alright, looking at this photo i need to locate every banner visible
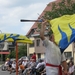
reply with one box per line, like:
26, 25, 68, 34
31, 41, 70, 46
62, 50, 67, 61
49, 14, 75, 52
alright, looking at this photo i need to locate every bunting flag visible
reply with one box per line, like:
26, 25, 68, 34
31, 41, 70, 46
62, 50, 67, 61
49, 14, 75, 53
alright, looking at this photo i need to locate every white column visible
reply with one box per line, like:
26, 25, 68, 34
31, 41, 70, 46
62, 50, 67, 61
27, 43, 29, 56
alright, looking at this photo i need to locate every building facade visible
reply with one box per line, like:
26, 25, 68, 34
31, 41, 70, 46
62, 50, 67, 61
0, 42, 15, 61
27, 36, 75, 64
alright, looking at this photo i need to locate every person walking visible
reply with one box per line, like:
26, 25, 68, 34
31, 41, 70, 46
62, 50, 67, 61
40, 20, 68, 75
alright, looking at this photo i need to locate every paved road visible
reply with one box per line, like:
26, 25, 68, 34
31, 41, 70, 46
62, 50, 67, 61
0, 65, 75, 75
0, 69, 16, 75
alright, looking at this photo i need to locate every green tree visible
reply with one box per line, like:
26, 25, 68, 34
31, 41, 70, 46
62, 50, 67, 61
18, 44, 27, 58
44, 0, 75, 20
7, 50, 16, 58
7, 44, 27, 59
37, 0, 75, 33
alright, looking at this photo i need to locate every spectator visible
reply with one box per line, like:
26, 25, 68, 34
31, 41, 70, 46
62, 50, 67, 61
7, 58, 12, 74
22, 59, 28, 67
23, 58, 36, 75
69, 57, 74, 66
11, 60, 16, 72
19, 62, 25, 73
31, 52, 36, 62
35, 59, 45, 75
36, 59, 45, 69
68, 62, 74, 75
4, 58, 9, 69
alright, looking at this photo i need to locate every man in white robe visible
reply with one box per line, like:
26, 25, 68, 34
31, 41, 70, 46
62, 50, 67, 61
40, 20, 68, 75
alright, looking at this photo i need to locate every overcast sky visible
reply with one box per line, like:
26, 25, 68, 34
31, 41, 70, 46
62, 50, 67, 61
0, 0, 55, 35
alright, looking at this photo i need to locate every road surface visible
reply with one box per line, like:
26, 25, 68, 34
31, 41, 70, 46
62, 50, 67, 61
0, 69, 16, 75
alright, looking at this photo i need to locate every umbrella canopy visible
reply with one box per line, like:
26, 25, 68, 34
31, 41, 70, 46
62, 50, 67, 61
0, 33, 32, 43
0, 33, 32, 75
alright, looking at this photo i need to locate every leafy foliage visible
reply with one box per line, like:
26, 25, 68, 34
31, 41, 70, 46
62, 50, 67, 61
7, 44, 27, 59
7, 50, 16, 58
18, 44, 27, 58
44, 0, 75, 20
37, 0, 75, 36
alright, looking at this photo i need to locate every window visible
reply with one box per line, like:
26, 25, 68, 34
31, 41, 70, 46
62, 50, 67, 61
64, 52, 72, 59
0, 43, 4, 49
36, 39, 40, 46
8, 48, 15, 51
8, 45, 15, 48
29, 40, 34, 47
38, 53, 41, 58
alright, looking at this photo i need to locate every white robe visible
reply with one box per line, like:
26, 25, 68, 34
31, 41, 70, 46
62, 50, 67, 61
43, 38, 66, 75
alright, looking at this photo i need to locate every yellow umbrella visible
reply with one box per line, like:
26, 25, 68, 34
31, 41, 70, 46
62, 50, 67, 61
0, 33, 32, 75
0, 33, 32, 43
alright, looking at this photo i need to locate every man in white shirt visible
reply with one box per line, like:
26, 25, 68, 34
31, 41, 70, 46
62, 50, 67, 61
36, 59, 45, 69
40, 20, 68, 75
12, 60, 16, 70
22, 59, 28, 67
23, 58, 36, 75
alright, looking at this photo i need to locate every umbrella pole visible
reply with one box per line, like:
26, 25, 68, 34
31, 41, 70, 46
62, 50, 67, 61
16, 42, 18, 75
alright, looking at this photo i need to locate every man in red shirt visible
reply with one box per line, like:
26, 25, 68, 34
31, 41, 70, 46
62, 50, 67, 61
31, 52, 36, 62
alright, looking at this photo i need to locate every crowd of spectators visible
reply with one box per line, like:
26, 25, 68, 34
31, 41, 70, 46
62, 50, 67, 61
3, 55, 75, 75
